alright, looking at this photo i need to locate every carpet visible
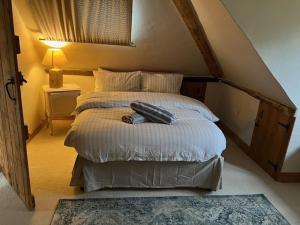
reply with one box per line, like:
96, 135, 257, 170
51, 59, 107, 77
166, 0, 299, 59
50, 194, 290, 225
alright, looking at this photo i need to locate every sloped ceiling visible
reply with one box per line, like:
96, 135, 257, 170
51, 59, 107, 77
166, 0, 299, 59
220, 0, 300, 172
221, 0, 300, 111
191, 0, 294, 108
14, 0, 209, 75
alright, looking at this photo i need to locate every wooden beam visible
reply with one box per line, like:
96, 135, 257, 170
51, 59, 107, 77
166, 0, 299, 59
172, 0, 223, 77
47, 69, 296, 115
63, 69, 93, 76
45, 68, 219, 82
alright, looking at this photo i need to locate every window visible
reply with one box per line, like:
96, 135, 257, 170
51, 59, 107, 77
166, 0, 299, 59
30, 0, 133, 46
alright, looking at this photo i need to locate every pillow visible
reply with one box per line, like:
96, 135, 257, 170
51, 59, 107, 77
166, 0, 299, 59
141, 72, 183, 94
94, 68, 141, 92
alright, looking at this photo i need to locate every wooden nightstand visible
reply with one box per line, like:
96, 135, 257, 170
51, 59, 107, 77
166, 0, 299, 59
43, 84, 81, 135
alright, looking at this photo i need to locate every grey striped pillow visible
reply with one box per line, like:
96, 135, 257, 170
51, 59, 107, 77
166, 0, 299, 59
94, 68, 141, 92
141, 72, 183, 94
130, 101, 176, 125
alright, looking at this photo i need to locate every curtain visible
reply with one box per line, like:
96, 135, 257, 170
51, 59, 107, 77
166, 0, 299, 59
29, 0, 132, 46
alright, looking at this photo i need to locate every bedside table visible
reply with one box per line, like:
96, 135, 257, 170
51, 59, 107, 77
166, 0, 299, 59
43, 84, 81, 135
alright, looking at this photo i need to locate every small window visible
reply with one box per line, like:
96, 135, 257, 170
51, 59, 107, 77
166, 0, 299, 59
30, 0, 133, 46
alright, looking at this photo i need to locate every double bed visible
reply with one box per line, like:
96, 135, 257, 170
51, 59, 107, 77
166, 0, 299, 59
64, 91, 226, 192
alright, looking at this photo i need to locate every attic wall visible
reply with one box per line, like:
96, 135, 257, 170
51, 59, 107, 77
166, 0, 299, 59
16, 0, 209, 80
205, 83, 259, 145
192, 0, 293, 107
221, 0, 300, 173
12, 1, 47, 134
190, 0, 294, 147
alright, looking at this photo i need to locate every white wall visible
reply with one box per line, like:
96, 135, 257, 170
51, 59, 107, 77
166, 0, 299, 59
16, 0, 209, 76
191, 0, 293, 107
205, 83, 259, 145
221, 0, 300, 172
12, 2, 47, 134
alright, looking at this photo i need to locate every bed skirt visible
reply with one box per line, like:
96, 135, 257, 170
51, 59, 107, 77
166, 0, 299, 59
70, 156, 224, 192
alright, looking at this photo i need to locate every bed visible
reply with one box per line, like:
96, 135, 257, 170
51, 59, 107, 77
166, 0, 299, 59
64, 91, 226, 192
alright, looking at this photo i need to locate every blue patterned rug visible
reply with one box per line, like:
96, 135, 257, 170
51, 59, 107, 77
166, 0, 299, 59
50, 194, 290, 225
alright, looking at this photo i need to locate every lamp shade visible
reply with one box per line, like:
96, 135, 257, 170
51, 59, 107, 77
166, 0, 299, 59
42, 48, 67, 68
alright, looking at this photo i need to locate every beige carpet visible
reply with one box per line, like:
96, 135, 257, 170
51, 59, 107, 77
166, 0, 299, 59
1, 120, 300, 225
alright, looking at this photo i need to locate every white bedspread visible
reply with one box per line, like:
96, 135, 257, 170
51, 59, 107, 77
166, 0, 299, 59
64, 92, 226, 163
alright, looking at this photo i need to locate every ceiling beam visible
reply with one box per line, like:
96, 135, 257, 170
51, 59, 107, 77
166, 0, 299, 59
173, 0, 223, 77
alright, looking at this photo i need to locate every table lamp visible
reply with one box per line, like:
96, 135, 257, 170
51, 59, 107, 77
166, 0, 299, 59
42, 48, 67, 88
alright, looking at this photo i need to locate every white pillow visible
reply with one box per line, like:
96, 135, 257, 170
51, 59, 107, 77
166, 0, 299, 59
141, 72, 183, 94
94, 68, 141, 92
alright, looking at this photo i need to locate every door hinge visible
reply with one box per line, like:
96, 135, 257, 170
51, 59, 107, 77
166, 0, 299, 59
18, 71, 27, 86
267, 160, 278, 171
278, 122, 290, 130
24, 125, 29, 140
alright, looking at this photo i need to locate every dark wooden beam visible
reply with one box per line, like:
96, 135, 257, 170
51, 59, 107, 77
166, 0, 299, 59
172, 0, 223, 77
45, 68, 219, 82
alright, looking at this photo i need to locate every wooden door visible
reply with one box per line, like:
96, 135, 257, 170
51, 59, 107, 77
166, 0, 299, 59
0, 0, 34, 209
250, 101, 295, 178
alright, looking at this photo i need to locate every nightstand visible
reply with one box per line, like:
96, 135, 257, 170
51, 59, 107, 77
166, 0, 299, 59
43, 84, 81, 135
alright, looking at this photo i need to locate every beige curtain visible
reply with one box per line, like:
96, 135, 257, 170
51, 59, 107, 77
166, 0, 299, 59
29, 0, 132, 46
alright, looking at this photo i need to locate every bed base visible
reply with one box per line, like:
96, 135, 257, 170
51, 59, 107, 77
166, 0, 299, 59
70, 155, 224, 192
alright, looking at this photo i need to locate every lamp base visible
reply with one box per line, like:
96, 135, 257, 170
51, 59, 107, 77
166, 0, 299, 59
49, 68, 63, 88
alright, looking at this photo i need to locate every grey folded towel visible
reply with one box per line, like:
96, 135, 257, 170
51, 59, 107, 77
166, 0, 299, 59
122, 112, 148, 124
130, 101, 176, 125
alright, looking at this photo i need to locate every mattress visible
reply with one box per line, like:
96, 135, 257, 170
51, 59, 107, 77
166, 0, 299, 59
64, 92, 226, 163
71, 155, 224, 192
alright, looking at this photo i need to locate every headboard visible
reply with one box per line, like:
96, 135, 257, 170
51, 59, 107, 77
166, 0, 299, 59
52, 69, 219, 102
180, 76, 218, 101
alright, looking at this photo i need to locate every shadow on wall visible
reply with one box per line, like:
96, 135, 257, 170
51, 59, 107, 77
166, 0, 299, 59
205, 83, 259, 145
282, 147, 300, 173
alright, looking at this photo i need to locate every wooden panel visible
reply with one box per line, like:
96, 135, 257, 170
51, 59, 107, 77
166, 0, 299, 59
180, 81, 206, 102
172, 0, 223, 77
277, 173, 300, 182
219, 117, 298, 182
250, 101, 295, 178
0, 0, 34, 209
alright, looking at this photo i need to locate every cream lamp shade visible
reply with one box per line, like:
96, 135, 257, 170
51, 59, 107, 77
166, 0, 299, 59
42, 48, 67, 88
42, 48, 67, 68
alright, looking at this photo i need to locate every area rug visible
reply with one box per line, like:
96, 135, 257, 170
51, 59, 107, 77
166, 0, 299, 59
50, 194, 290, 225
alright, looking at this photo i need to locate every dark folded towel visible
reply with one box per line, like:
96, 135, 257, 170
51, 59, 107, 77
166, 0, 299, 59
130, 101, 176, 125
122, 112, 148, 124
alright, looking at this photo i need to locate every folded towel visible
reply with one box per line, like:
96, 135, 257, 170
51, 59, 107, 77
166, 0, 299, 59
130, 101, 176, 125
122, 112, 148, 124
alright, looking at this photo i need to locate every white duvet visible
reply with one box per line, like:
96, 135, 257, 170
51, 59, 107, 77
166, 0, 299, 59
64, 92, 226, 163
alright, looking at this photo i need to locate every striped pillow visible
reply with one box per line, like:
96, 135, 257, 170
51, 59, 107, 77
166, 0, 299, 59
94, 68, 141, 92
141, 72, 183, 94
130, 101, 176, 125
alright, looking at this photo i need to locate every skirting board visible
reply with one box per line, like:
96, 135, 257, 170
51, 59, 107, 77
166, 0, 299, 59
218, 121, 300, 183
26, 121, 46, 144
